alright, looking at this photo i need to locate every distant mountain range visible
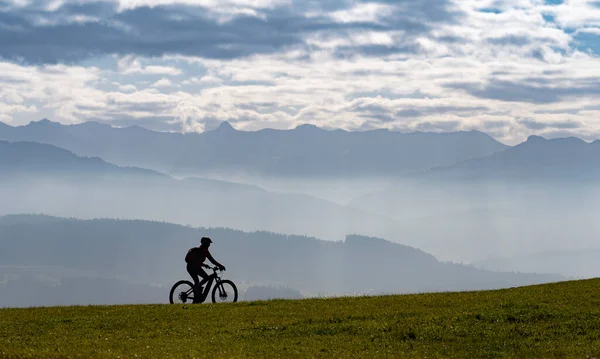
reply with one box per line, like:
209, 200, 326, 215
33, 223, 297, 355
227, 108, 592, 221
471, 249, 600, 279
0, 140, 164, 178
3, 120, 600, 265
0, 119, 508, 177
421, 135, 600, 182
0, 140, 407, 243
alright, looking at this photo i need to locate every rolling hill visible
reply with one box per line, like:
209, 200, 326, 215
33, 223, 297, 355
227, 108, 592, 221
0, 214, 563, 308
1, 279, 598, 357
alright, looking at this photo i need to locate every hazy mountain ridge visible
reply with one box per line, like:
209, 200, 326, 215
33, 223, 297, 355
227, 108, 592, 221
3, 125, 598, 278
0, 119, 509, 177
471, 249, 600, 279
0, 140, 409, 243
420, 135, 600, 182
346, 173, 600, 265
0, 139, 273, 192
0, 140, 165, 178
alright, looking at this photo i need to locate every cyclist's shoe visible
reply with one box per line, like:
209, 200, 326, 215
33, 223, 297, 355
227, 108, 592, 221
193, 286, 203, 303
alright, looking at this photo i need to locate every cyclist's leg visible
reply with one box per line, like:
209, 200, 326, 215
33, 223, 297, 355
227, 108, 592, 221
187, 265, 204, 303
186, 264, 200, 288
197, 268, 209, 287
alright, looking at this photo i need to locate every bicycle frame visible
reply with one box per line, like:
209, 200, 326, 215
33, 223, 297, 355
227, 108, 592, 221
170, 265, 236, 305
184, 268, 223, 303
196, 273, 219, 303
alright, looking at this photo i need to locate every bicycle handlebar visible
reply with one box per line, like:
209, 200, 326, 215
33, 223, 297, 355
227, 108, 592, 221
202, 264, 225, 271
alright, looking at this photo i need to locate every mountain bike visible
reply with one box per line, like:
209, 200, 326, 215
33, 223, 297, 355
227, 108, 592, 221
169, 265, 238, 304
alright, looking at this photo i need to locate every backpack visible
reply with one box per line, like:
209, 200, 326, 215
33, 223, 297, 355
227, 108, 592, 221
185, 247, 200, 264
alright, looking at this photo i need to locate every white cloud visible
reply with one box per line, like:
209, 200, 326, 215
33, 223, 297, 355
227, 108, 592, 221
575, 27, 600, 35
113, 0, 286, 22
0, 103, 37, 122
118, 84, 138, 92
2, 0, 600, 145
151, 78, 174, 88
543, 0, 600, 28
199, 75, 223, 84
115, 0, 287, 11
0, 62, 105, 123
117, 56, 182, 76
329, 3, 395, 24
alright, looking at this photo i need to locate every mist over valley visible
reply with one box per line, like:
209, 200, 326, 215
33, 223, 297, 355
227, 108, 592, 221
1, 121, 599, 307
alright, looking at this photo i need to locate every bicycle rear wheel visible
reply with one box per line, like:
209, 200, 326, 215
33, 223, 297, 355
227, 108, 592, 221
169, 280, 196, 304
211, 280, 238, 303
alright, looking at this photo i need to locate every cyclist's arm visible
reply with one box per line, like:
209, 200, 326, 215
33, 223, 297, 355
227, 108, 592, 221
206, 251, 224, 268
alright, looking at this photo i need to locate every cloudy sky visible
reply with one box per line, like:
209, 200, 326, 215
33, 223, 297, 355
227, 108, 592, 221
0, 0, 599, 144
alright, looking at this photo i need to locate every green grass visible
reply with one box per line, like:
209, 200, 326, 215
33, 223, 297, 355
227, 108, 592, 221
1, 279, 600, 358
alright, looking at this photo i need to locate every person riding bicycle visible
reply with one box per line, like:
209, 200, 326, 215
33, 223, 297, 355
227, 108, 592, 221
185, 236, 226, 295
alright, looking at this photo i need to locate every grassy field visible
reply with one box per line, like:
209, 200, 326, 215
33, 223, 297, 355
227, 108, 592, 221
1, 279, 600, 358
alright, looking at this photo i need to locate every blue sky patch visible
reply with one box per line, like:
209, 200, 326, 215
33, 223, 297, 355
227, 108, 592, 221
479, 8, 502, 14
574, 33, 600, 54
542, 14, 555, 23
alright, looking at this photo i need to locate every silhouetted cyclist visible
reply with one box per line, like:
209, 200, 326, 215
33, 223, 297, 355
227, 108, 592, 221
185, 236, 226, 294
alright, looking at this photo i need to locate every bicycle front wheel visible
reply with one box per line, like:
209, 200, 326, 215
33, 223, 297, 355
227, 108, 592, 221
169, 280, 196, 304
211, 280, 238, 303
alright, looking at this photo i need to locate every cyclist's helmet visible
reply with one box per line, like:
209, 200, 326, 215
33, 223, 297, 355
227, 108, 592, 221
201, 236, 213, 245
